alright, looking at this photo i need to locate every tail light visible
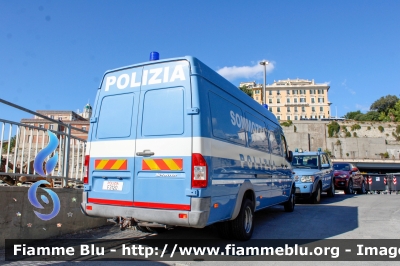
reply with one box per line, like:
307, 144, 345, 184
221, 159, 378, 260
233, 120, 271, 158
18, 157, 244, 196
192, 153, 208, 188
83, 155, 90, 184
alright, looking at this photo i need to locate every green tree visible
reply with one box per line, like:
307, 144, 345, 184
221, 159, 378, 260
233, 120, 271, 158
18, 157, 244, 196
239, 85, 253, 97
2, 136, 16, 153
327, 121, 340, 137
370, 95, 399, 113
280, 120, 293, 127
343, 110, 362, 120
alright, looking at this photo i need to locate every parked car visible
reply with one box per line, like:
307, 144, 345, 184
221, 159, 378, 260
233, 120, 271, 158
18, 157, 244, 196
333, 163, 366, 194
291, 148, 335, 204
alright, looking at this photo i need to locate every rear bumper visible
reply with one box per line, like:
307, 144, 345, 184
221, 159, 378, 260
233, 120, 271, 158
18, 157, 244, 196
80, 192, 211, 228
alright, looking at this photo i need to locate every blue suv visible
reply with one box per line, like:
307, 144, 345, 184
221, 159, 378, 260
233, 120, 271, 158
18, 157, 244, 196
291, 148, 335, 204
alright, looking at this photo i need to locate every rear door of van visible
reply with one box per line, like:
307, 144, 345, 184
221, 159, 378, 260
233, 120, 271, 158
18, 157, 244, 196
134, 60, 193, 211
87, 60, 192, 210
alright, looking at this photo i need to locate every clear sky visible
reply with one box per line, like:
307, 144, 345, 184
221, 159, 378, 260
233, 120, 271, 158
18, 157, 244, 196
1, 0, 399, 122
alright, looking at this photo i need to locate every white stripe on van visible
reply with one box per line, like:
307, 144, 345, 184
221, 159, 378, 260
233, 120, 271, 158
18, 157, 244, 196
89, 138, 191, 157
89, 137, 287, 170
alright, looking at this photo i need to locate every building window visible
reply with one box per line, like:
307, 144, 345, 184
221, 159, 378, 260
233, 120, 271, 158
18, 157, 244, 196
318, 89, 322, 94
49, 125, 54, 130
312, 107, 315, 112
287, 107, 290, 112
277, 99, 280, 103
320, 107, 323, 112
50, 115, 54, 119
287, 90, 290, 95
311, 98, 315, 103
82, 126, 87, 131
277, 116, 281, 120
294, 98, 298, 103
39, 124, 44, 128
269, 91, 272, 95
300, 98, 306, 103
255, 90, 260, 94
277, 107, 281, 112
294, 116, 298, 120
269, 107, 273, 112
269, 99, 272, 104
287, 116, 290, 120
294, 107, 298, 112
287, 98, 290, 103
302, 107, 306, 112
277, 90, 280, 95
318, 98, 324, 103
310, 89, 315, 94
300, 90, 305, 95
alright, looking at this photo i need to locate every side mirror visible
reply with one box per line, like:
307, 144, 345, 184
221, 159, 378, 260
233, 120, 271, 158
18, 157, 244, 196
287, 150, 293, 162
321, 163, 330, 169
352, 167, 358, 173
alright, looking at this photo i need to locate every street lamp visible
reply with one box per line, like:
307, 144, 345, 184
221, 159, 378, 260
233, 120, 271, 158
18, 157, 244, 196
259, 60, 269, 108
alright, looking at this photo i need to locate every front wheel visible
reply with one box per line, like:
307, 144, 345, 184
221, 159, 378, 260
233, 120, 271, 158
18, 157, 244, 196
284, 187, 295, 212
345, 179, 354, 194
231, 199, 254, 240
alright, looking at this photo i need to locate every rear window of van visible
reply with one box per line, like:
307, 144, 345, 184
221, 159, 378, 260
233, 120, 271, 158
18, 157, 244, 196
96, 93, 134, 139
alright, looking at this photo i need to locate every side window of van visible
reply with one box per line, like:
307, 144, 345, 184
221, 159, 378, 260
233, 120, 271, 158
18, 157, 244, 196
142, 87, 184, 136
209, 92, 246, 145
97, 93, 134, 139
245, 112, 269, 152
269, 128, 281, 155
280, 134, 288, 158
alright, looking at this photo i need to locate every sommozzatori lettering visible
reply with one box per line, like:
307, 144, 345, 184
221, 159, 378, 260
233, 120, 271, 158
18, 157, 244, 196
105, 65, 186, 91
230, 111, 267, 133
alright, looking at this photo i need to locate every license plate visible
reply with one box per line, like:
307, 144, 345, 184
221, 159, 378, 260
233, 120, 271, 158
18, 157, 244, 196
102, 181, 123, 191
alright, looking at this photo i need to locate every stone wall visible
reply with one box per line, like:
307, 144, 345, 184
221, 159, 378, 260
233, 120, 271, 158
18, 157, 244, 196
282, 121, 400, 159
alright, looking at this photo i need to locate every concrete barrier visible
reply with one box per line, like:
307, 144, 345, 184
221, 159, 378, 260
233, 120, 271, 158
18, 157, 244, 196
0, 186, 109, 249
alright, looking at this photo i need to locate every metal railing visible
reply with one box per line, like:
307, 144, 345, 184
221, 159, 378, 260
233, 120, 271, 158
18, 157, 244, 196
0, 98, 88, 188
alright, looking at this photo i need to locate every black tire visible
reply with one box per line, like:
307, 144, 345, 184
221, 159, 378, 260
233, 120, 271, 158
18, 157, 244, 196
327, 179, 335, 197
345, 179, 354, 194
231, 198, 254, 241
284, 186, 295, 212
215, 221, 233, 239
358, 182, 367, 194
311, 183, 321, 204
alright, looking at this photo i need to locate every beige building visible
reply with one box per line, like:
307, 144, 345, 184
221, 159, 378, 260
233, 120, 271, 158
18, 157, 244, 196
240, 79, 332, 121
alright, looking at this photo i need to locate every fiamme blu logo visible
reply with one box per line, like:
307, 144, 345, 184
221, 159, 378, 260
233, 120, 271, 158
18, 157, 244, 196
28, 130, 60, 221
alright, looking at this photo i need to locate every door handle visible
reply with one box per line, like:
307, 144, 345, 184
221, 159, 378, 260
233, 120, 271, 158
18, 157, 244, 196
136, 150, 154, 157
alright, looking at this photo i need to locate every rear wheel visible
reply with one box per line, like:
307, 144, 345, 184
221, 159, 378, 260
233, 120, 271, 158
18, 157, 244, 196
284, 186, 295, 212
231, 199, 254, 240
327, 179, 335, 197
311, 183, 321, 204
345, 179, 354, 194
358, 182, 367, 194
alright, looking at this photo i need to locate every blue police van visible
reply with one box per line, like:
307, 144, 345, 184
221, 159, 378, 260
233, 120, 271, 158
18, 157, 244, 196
81, 53, 295, 240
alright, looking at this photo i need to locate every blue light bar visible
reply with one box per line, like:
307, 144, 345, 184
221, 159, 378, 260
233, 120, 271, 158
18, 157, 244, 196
150, 51, 159, 61
262, 104, 268, 109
